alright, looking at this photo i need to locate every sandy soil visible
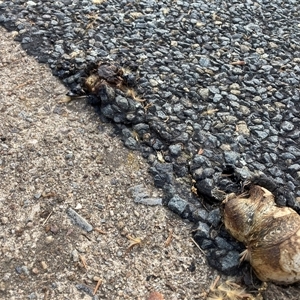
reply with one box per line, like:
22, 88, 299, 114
0, 26, 216, 300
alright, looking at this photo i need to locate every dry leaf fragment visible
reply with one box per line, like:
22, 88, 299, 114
230, 61, 246, 66
201, 109, 219, 116
206, 276, 255, 300
94, 227, 107, 234
58, 95, 71, 103
125, 88, 145, 102
147, 291, 165, 300
42, 191, 57, 198
164, 229, 173, 247
198, 148, 204, 155
191, 185, 198, 195
125, 235, 142, 256
92, 0, 106, 4
157, 151, 165, 163
164, 116, 170, 123
79, 255, 88, 269
143, 102, 153, 112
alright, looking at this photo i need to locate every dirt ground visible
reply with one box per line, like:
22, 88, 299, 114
0, 26, 215, 300
1, 26, 300, 300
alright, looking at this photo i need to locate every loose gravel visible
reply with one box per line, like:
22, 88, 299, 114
1, 0, 300, 281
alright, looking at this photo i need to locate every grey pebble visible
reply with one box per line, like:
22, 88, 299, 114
281, 121, 294, 131
169, 144, 182, 157
66, 207, 93, 232
168, 195, 188, 215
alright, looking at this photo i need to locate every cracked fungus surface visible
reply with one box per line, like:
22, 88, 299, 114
0, 27, 213, 299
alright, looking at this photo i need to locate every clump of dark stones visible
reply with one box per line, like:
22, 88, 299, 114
81, 61, 147, 128
79, 60, 298, 278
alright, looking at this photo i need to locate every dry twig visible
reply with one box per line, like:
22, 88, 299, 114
93, 278, 102, 295
42, 211, 53, 226
79, 255, 88, 269
190, 237, 206, 256
230, 60, 246, 66
94, 227, 107, 234
164, 229, 174, 247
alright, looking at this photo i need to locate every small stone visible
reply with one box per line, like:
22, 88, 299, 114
72, 249, 79, 262
269, 42, 278, 48
27, 1, 37, 6
149, 163, 174, 188
213, 94, 222, 102
50, 224, 59, 234
76, 284, 93, 296
1, 217, 8, 224
0, 281, 6, 292
169, 144, 182, 157
149, 79, 158, 87
230, 89, 241, 95
239, 105, 250, 115
288, 164, 300, 171
220, 144, 231, 151
27, 292, 37, 300
254, 130, 269, 140
281, 121, 294, 131
190, 155, 212, 170
199, 57, 211, 67
75, 203, 82, 210
34, 192, 41, 199
198, 88, 210, 100
66, 207, 93, 232
193, 209, 208, 222
227, 94, 239, 102
124, 137, 138, 150
65, 152, 73, 159
236, 121, 250, 136
31, 267, 39, 275
196, 178, 214, 198
194, 221, 210, 239
256, 47, 264, 54
207, 208, 221, 227
207, 249, 240, 275
168, 195, 187, 215
2, 274, 10, 282
45, 235, 54, 244
253, 96, 262, 102
215, 237, 233, 251
41, 261, 48, 270
21, 266, 30, 275
220, 251, 240, 274
230, 83, 240, 90
115, 95, 129, 111
240, 44, 250, 53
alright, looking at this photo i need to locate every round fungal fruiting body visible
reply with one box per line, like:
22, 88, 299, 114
223, 185, 300, 284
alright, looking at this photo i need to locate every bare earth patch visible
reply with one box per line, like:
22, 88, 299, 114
0, 27, 214, 300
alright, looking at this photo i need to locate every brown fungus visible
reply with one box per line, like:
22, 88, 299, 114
223, 185, 300, 284
83, 62, 144, 103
